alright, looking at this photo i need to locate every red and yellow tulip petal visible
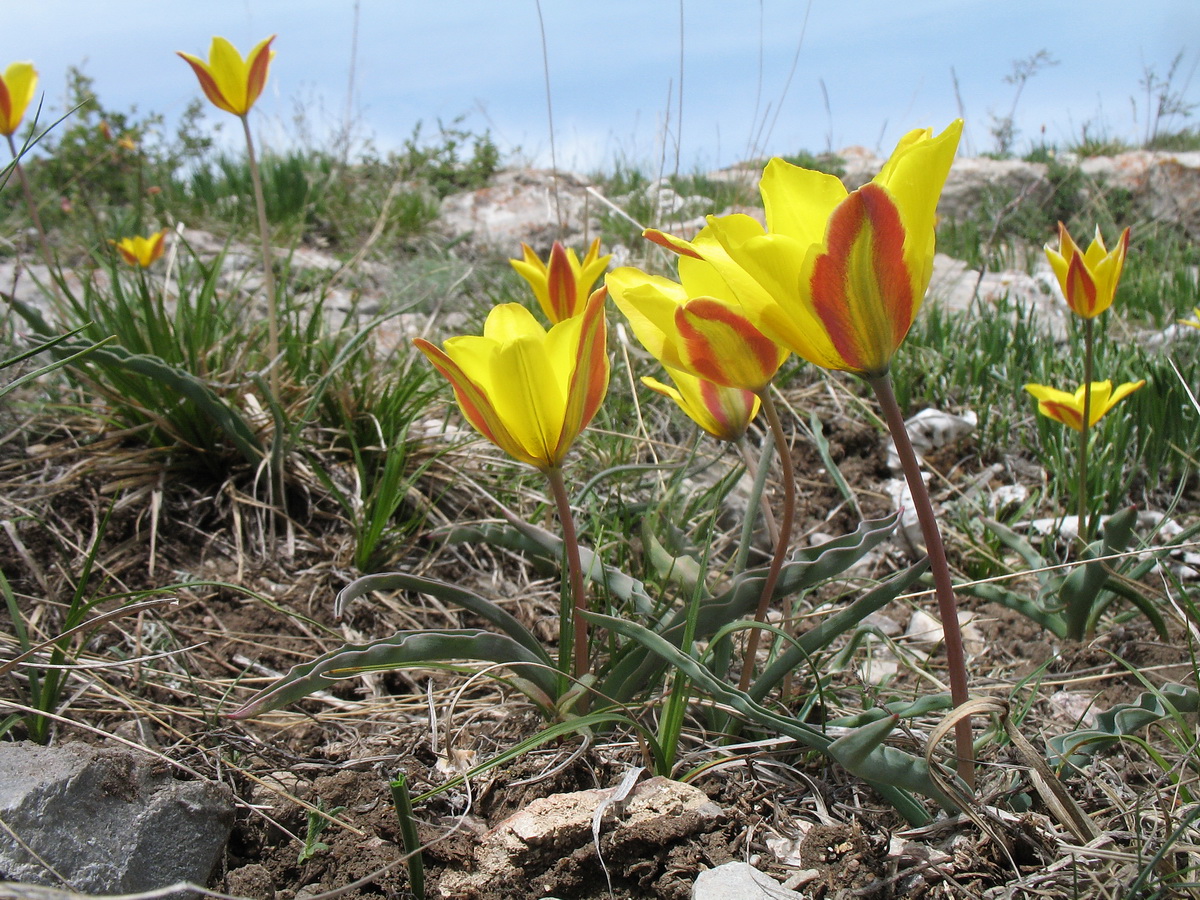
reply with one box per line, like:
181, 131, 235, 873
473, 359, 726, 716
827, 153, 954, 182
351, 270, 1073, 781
556, 288, 610, 456
545, 242, 578, 322
643, 368, 759, 442
607, 267, 691, 368
244, 36, 276, 111
644, 228, 704, 259
177, 52, 237, 115
675, 298, 784, 392
1065, 252, 1099, 316
0, 62, 36, 136
413, 337, 534, 464
808, 183, 914, 376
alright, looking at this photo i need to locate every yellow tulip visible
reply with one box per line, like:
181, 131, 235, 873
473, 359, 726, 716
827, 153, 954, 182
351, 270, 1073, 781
413, 289, 609, 470
650, 121, 962, 378
607, 226, 788, 394
114, 231, 168, 268
0, 62, 37, 136
1178, 307, 1200, 331
511, 239, 611, 323
1025, 380, 1145, 432
178, 36, 275, 117
643, 367, 760, 443
1045, 223, 1130, 319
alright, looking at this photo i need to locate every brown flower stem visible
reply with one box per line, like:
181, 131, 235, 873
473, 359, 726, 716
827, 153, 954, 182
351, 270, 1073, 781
1077, 317, 1095, 545
7, 134, 63, 313
546, 466, 590, 687
241, 114, 280, 402
868, 372, 975, 790
736, 390, 796, 693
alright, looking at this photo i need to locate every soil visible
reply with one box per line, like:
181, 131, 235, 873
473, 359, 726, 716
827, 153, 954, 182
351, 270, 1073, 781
1, 393, 1198, 900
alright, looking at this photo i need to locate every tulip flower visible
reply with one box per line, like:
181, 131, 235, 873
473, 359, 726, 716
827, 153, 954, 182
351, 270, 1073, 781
413, 288, 608, 472
114, 231, 167, 268
0, 62, 36, 136
511, 239, 611, 324
177, 36, 275, 117
1025, 380, 1145, 432
180, 35, 281, 405
607, 233, 788, 394
647, 122, 961, 379
1046, 223, 1131, 319
1179, 308, 1200, 331
643, 367, 760, 443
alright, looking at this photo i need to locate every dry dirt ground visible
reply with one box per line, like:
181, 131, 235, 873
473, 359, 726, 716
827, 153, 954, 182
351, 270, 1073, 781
1, 391, 1198, 899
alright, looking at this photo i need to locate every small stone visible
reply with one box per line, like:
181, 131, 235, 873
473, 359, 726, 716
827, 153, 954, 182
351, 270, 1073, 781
692, 861, 802, 899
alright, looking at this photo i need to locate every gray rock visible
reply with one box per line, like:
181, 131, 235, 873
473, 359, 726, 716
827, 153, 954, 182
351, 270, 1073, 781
436, 168, 600, 255
692, 861, 802, 900
0, 742, 234, 894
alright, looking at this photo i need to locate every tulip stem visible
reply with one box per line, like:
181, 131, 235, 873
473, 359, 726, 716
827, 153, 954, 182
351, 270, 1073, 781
546, 466, 590, 688
868, 373, 974, 790
7, 134, 63, 314
240, 114, 281, 402
1077, 318, 1095, 545
736, 390, 796, 693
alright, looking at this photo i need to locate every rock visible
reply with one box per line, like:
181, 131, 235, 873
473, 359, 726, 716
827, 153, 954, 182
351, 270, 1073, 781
436, 168, 600, 255
904, 609, 985, 658
0, 742, 234, 894
438, 775, 722, 899
692, 861, 802, 900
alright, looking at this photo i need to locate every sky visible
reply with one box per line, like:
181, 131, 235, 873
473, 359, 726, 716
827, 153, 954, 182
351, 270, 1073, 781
2, 1, 1197, 173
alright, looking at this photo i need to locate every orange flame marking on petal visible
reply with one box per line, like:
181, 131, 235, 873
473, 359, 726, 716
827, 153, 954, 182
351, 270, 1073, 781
1065, 252, 1098, 316
245, 37, 275, 110
546, 242, 575, 321
809, 183, 912, 374
1040, 400, 1085, 431
644, 228, 703, 259
556, 287, 609, 458
675, 297, 780, 390
412, 338, 511, 454
0, 79, 12, 133
177, 54, 235, 115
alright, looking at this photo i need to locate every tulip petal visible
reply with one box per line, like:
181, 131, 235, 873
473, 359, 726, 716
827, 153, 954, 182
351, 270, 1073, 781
557, 288, 610, 456
808, 183, 913, 376
244, 36, 276, 111
760, 158, 847, 244
675, 298, 784, 392
0, 62, 37, 136
643, 366, 759, 442
413, 337, 533, 464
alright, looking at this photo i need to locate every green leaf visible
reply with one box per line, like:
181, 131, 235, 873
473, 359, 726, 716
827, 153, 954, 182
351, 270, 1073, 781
582, 608, 935, 825
1047, 682, 1200, 767
749, 560, 928, 702
334, 572, 550, 664
603, 512, 901, 701
228, 630, 559, 719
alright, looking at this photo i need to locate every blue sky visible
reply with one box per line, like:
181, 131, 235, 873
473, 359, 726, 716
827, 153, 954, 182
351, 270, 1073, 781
3, 1, 1197, 171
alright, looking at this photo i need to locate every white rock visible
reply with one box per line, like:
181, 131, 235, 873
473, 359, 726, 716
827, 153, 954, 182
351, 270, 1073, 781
692, 861, 803, 900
